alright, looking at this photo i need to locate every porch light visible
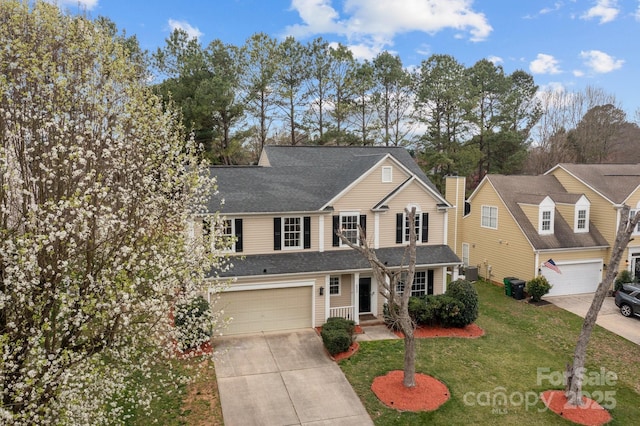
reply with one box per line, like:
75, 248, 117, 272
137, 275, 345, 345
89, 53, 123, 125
319, 286, 324, 296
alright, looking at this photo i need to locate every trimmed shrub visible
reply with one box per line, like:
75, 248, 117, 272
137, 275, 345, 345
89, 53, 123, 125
174, 296, 212, 350
429, 295, 466, 328
323, 317, 356, 339
445, 279, 479, 326
615, 269, 634, 292
321, 328, 351, 355
408, 296, 430, 325
526, 276, 552, 302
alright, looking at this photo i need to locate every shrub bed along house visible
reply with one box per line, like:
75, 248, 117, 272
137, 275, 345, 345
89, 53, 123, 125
320, 317, 356, 355
384, 279, 479, 329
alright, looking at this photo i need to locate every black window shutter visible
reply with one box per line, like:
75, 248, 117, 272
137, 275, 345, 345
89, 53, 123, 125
332, 215, 339, 247
359, 214, 367, 240
427, 270, 434, 295
274, 217, 281, 251
396, 213, 403, 243
234, 218, 243, 252
422, 213, 429, 243
303, 216, 311, 249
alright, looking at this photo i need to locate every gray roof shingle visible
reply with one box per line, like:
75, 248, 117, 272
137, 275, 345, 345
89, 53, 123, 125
216, 245, 460, 278
209, 146, 439, 214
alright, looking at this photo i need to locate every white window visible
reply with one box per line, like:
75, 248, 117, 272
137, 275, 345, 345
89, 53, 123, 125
541, 210, 552, 231
396, 271, 427, 297
382, 166, 393, 183
340, 213, 360, 245
216, 219, 234, 252
411, 272, 426, 296
576, 209, 587, 231
404, 212, 421, 243
630, 210, 640, 234
329, 276, 340, 295
283, 217, 302, 249
481, 206, 498, 229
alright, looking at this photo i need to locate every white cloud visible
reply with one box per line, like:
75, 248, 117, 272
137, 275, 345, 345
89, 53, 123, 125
487, 55, 503, 65
581, 0, 619, 23
636, 1, 640, 21
168, 19, 203, 40
46, 0, 98, 10
573, 69, 585, 77
285, 0, 492, 53
529, 54, 562, 74
580, 50, 624, 73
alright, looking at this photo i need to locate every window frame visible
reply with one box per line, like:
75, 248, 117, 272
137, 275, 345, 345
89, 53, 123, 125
382, 166, 393, 183
576, 208, 588, 232
403, 210, 422, 243
481, 205, 498, 229
281, 216, 303, 250
329, 276, 340, 296
339, 212, 360, 247
396, 271, 427, 297
217, 218, 235, 252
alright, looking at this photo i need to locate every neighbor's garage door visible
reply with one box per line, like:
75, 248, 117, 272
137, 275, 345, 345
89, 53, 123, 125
542, 260, 603, 296
219, 286, 312, 335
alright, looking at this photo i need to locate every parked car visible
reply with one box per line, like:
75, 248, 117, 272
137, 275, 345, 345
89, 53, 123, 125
615, 284, 640, 318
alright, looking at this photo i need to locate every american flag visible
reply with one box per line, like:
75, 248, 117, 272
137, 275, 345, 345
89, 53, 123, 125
543, 259, 562, 274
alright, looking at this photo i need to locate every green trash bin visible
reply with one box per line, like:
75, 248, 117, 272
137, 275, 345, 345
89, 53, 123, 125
503, 277, 516, 297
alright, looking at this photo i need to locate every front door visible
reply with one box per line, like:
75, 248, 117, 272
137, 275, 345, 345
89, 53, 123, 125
359, 277, 371, 313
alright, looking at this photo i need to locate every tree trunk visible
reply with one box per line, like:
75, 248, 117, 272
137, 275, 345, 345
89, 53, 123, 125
401, 316, 416, 387
565, 205, 639, 405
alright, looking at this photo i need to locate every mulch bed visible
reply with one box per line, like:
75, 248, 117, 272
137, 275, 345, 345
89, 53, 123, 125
541, 390, 612, 426
332, 341, 360, 361
393, 323, 485, 339
371, 370, 450, 411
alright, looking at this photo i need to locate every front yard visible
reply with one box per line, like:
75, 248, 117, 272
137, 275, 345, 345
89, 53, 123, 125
339, 280, 640, 425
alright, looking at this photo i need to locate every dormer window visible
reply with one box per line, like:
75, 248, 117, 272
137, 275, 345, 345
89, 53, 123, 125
539, 197, 555, 235
574, 195, 590, 233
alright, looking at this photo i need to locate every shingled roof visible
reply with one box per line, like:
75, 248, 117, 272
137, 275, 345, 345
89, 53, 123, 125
547, 163, 640, 204
209, 145, 440, 214
482, 174, 609, 251
217, 245, 460, 278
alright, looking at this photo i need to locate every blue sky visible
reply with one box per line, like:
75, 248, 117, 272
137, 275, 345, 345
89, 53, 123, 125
56, 0, 640, 117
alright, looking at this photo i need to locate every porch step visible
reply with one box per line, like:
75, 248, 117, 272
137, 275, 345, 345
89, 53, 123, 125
359, 315, 385, 326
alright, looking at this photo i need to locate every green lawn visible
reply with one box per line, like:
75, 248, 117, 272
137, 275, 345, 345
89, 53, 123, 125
339, 281, 640, 425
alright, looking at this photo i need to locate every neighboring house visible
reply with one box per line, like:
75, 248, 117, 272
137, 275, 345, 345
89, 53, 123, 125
446, 163, 640, 297
202, 146, 460, 335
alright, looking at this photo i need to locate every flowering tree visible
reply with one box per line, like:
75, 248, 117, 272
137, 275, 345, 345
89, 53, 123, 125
0, 2, 228, 423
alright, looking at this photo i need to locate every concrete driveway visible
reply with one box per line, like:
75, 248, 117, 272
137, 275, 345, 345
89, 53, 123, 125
546, 293, 640, 345
213, 329, 373, 426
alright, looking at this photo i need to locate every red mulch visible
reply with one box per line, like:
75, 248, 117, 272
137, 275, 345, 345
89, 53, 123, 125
541, 390, 612, 426
175, 341, 213, 359
371, 370, 450, 411
332, 342, 360, 361
394, 323, 485, 339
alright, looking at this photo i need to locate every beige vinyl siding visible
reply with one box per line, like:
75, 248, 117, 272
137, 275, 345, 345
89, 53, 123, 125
556, 203, 575, 229
518, 204, 539, 231
378, 183, 446, 247
327, 158, 411, 251
330, 274, 353, 309
463, 184, 535, 283
445, 176, 466, 255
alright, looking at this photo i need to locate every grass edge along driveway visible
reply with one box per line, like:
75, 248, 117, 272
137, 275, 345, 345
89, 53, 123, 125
339, 280, 640, 425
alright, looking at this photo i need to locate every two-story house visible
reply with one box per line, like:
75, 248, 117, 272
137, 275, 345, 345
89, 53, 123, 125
203, 146, 460, 335
446, 163, 640, 297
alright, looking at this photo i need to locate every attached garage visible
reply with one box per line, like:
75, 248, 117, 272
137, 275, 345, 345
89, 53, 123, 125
218, 284, 313, 335
542, 260, 603, 296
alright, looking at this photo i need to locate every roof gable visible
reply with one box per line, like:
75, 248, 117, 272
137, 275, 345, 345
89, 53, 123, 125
546, 163, 640, 204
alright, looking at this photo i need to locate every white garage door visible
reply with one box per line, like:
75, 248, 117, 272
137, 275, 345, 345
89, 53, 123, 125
542, 260, 603, 296
219, 286, 313, 335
